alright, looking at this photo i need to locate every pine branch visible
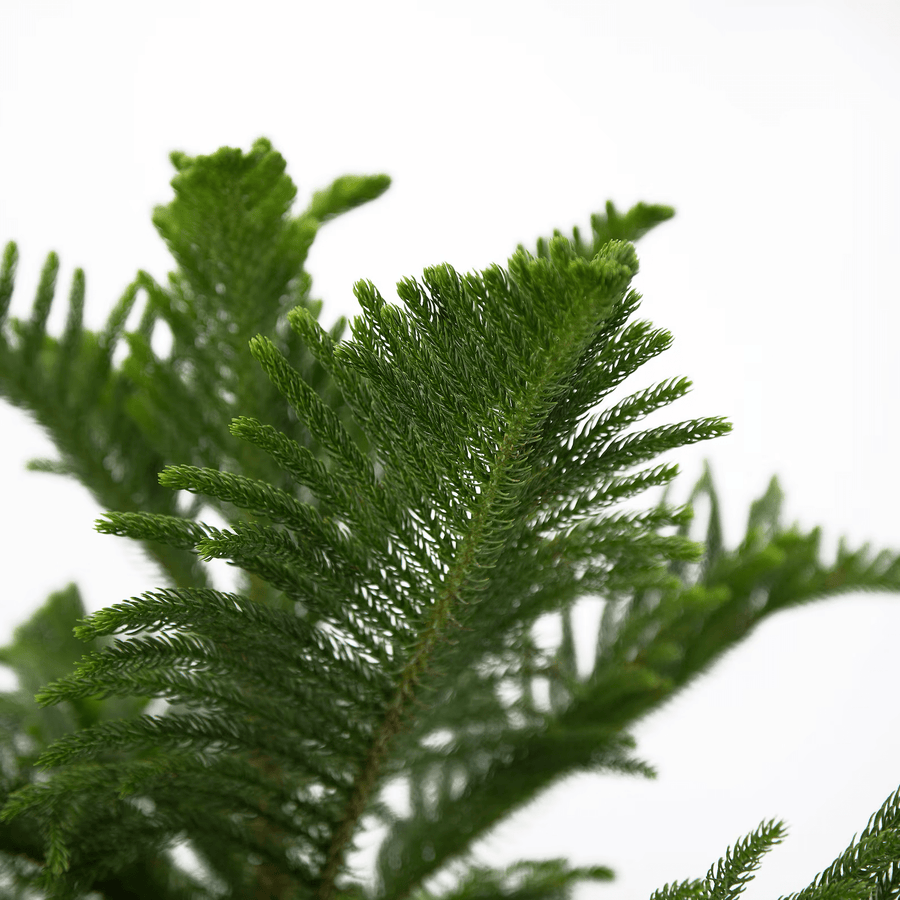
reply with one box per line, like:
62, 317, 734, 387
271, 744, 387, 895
2, 138, 899, 900
648, 787, 900, 900
647, 820, 786, 900
0, 139, 387, 596
778, 785, 900, 900
5, 217, 720, 897
704, 819, 786, 900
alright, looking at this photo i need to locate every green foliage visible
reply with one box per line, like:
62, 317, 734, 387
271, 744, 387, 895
0, 138, 898, 900
649, 791, 900, 899
648, 820, 786, 900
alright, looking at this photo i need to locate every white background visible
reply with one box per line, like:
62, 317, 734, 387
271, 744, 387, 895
2, 1, 899, 898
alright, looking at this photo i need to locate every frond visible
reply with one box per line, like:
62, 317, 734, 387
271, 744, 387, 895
647, 820, 784, 900
648, 788, 900, 900
527, 200, 675, 261
304, 174, 392, 224
590, 462, 900, 700
3, 221, 726, 899
704, 819, 786, 900
4, 139, 898, 900
0, 587, 186, 900
778, 785, 900, 900
0, 140, 388, 595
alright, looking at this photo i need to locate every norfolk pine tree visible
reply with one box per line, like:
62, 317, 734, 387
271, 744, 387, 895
0, 138, 898, 900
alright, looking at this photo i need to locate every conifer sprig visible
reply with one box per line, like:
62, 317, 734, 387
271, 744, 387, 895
647, 820, 786, 900
0, 138, 898, 900
647, 789, 900, 900
4, 215, 727, 897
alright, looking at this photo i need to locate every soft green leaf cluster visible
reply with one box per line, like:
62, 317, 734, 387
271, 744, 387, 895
0, 139, 897, 900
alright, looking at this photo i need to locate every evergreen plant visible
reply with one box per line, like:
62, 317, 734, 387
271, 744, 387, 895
0, 138, 897, 900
